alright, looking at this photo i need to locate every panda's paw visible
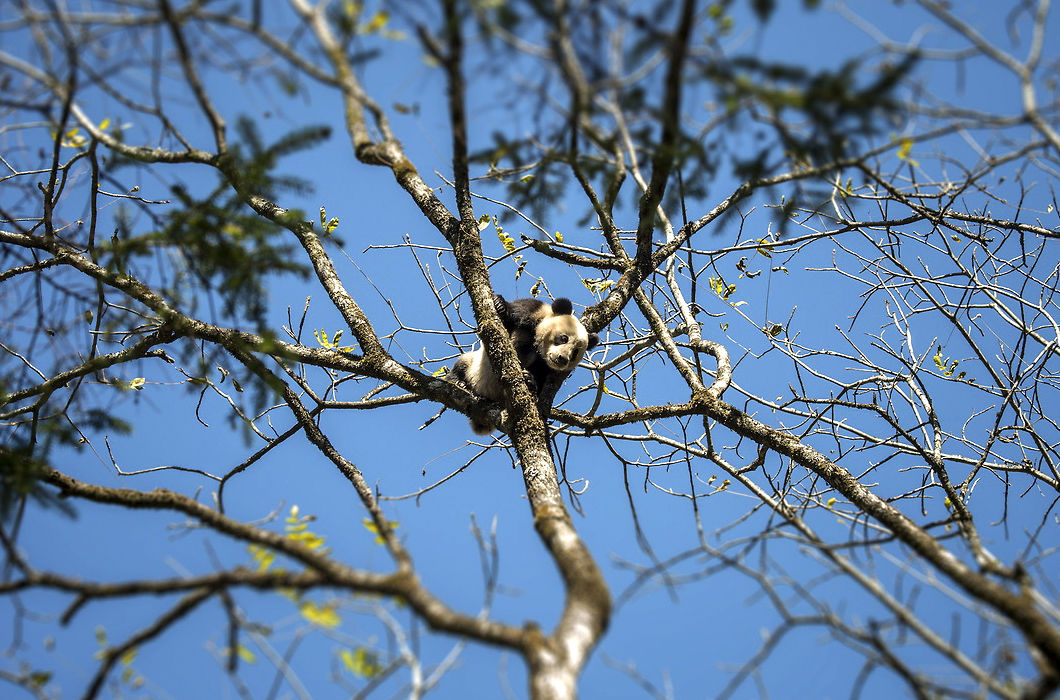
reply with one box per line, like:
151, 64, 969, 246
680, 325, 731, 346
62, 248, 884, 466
492, 293, 511, 325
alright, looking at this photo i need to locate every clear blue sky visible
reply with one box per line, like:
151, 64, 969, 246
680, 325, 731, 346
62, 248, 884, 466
3, 2, 1058, 699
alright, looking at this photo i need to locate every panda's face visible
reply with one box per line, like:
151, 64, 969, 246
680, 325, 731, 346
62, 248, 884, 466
536, 315, 590, 372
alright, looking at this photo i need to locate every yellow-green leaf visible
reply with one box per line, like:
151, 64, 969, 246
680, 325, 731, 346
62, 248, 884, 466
896, 138, 919, 166
341, 647, 383, 678
709, 277, 736, 300
60, 126, 88, 148
120, 647, 137, 666
288, 530, 327, 550
363, 10, 389, 33
237, 644, 257, 664
362, 517, 399, 544
314, 330, 352, 352
300, 600, 341, 628
753, 238, 773, 258
497, 226, 516, 253
248, 544, 276, 572
582, 278, 614, 294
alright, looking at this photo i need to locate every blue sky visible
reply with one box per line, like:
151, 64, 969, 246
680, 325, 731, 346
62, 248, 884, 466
3, 2, 1060, 699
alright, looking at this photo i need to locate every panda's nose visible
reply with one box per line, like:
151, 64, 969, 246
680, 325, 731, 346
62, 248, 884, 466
556, 355, 569, 366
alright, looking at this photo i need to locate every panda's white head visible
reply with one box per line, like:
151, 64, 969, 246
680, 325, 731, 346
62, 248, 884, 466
534, 299, 599, 372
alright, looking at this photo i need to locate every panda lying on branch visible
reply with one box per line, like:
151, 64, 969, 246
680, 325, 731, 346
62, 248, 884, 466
450, 294, 599, 434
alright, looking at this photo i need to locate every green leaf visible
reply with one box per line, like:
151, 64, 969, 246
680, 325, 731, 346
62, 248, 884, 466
314, 329, 353, 351
247, 544, 276, 572
340, 647, 383, 678
300, 600, 341, 628
896, 137, 919, 166
932, 345, 959, 376
709, 277, 736, 300
1, 443, 76, 520
362, 517, 399, 544
237, 644, 257, 664
362, 11, 389, 33
496, 226, 516, 253
582, 278, 614, 294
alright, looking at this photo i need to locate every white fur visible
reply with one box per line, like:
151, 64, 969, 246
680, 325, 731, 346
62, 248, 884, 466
450, 296, 596, 434
459, 346, 503, 401
535, 315, 590, 372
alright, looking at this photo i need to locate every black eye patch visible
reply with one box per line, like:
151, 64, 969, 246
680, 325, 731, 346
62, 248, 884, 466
555, 334, 569, 344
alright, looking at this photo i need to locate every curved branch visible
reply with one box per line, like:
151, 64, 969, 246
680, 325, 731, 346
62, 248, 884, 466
40, 467, 528, 652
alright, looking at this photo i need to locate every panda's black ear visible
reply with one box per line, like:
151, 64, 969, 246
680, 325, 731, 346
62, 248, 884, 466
587, 332, 600, 350
551, 298, 573, 316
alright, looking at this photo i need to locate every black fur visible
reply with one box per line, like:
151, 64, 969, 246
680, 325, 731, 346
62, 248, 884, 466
449, 294, 599, 434
493, 295, 598, 392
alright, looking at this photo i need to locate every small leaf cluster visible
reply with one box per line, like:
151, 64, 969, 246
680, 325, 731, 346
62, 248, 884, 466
933, 346, 966, 380
103, 118, 332, 327
248, 506, 339, 628
242, 507, 389, 680
0, 440, 77, 521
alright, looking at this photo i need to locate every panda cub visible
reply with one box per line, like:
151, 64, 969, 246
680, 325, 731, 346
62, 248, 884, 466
450, 294, 599, 434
